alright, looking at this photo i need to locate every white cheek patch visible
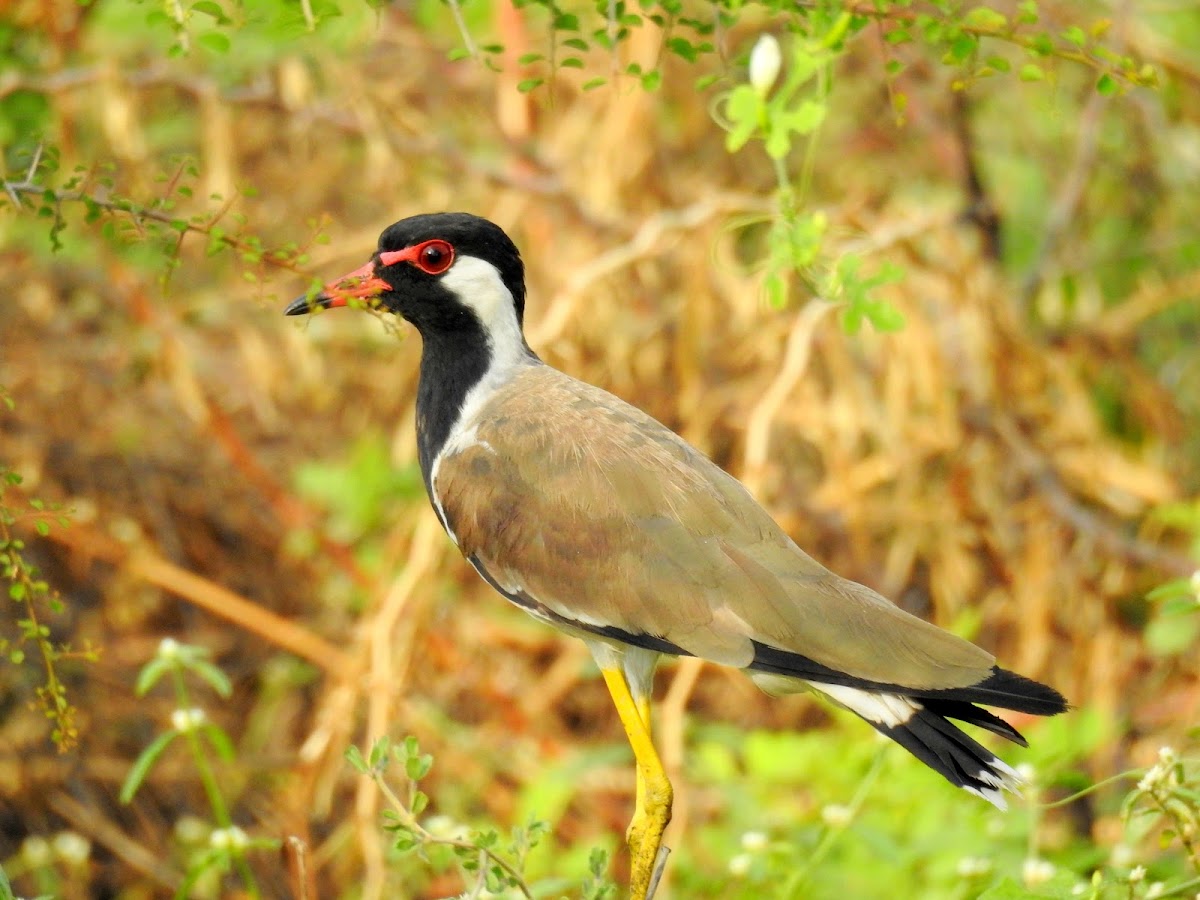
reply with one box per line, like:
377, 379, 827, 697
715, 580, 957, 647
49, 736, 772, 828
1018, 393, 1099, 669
439, 255, 526, 368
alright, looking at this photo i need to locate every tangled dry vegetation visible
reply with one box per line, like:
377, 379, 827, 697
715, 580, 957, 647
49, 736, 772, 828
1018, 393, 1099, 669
1, 2, 1197, 897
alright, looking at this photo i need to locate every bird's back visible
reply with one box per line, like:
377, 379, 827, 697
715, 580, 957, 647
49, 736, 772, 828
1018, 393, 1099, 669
432, 363, 995, 691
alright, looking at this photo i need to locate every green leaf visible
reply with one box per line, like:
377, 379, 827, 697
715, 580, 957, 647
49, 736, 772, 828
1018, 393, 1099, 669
560, 57, 584, 68
406, 752, 433, 781
948, 33, 978, 62
411, 789, 428, 815
1096, 73, 1118, 95
201, 723, 236, 761
963, 7, 1008, 30
640, 70, 662, 91
345, 744, 367, 773
1146, 612, 1200, 656
197, 32, 231, 54
562, 37, 588, 50
865, 302, 906, 332
369, 736, 392, 770
186, 659, 232, 697
723, 85, 763, 153
517, 52, 543, 64
447, 47, 471, 62
120, 730, 179, 802
1061, 25, 1086, 46
1019, 63, 1045, 81
582, 77, 606, 91
191, 1, 230, 23
666, 36, 699, 62
135, 657, 172, 696
517, 78, 543, 93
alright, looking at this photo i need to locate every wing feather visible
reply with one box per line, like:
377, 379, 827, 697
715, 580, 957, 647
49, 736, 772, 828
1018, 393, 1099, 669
435, 365, 994, 689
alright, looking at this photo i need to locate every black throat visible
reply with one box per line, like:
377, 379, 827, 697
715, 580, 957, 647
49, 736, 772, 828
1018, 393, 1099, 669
414, 325, 494, 500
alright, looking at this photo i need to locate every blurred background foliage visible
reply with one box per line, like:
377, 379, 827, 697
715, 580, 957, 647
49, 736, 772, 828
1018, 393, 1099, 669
1, 0, 1198, 897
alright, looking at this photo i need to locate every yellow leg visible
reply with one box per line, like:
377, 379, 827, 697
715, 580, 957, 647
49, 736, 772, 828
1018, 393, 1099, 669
601, 668, 673, 900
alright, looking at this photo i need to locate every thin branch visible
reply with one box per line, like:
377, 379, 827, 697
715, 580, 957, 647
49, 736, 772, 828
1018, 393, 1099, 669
0, 181, 312, 277
32, 520, 355, 677
445, 0, 478, 58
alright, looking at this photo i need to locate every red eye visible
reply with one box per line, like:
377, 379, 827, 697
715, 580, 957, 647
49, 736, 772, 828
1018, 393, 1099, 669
414, 239, 454, 275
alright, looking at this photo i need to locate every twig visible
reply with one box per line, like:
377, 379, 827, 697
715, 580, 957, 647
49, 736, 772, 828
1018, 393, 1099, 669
742, 300, 838, 495
371, 770, 534, 899
982, 413, 1194, 577
50, 792, 182, 892
445, 0, 478, 58
528, 193, 771, 349
0, 182, 312, 278
645, 844, 671, 900
1019, 89, 1108, 309
34, 521, 355, 676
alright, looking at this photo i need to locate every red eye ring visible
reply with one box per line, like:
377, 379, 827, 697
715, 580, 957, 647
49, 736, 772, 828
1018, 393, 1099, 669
413, 239, 454, 275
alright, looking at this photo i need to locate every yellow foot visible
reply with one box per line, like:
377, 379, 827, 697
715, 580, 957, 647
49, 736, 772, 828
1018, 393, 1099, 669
626, 773, 673, 899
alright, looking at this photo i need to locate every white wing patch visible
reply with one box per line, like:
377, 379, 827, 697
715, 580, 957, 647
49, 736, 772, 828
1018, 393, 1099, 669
813, 682, 919, 727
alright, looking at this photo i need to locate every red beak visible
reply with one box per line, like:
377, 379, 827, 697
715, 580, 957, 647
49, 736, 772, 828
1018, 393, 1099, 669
284, 260, 390, 316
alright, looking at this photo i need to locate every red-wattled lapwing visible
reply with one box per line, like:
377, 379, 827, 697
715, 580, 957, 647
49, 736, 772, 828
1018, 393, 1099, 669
286, 212, 1067, 899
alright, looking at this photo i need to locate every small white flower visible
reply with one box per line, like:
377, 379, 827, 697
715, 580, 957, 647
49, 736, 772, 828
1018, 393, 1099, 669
157, 637, 180, 661
1129, 865, 1147, 883
1015, 762, 1037, 783
1190, 569, 1200, 598
821, 804, 853, 827
740, 830, 768, 852
1145, 881, 1165, 898
956, 856, 992, 878
53, 831, 91, 865
209, 826, 248, 851
748, 34, 782, 97
22, 835, 52, 867
1022, 857, 1055, 887
171, 707, 206, 733
423, 814, 468, 841
1111, 844, 1135, 867
1158, 746, 1177, 766
728, 852, 753, 877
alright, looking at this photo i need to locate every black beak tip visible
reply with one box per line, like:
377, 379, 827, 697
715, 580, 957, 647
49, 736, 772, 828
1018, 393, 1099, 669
284, 294, 318, 316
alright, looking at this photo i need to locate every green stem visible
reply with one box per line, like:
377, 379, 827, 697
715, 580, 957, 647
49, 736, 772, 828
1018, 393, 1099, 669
169, 668, 259, 897
373, 773, 533, 899
784, 744, 886, 898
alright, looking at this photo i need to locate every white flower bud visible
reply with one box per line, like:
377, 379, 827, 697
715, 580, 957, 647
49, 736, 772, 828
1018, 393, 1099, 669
171, 707, 206, 733
1022, 858, 1055, 887
53, 831, 91, 865
741, 830, 768, 852
22, 835, 52, 867
749, 34, 782, 97
209, 826, 248, 851
956, 856, 992, 877
728, 852, 753, 877
821, 803, 852, 827
157, 637, 180, 661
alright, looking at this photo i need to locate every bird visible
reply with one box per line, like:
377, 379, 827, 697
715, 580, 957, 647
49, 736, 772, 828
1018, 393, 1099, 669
285, 212, 1067, 899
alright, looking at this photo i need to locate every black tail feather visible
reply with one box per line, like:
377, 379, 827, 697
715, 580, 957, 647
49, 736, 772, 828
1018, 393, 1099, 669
875, 706, 1019, 803
915, 667, 1068, 717
921, 698, 1028, 746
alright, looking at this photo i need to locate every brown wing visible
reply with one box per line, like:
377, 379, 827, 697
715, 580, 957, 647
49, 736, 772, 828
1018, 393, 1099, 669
434, 364, 994, 691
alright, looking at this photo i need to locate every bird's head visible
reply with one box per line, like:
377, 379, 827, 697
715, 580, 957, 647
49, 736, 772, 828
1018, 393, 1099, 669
285, 212, 527, 339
